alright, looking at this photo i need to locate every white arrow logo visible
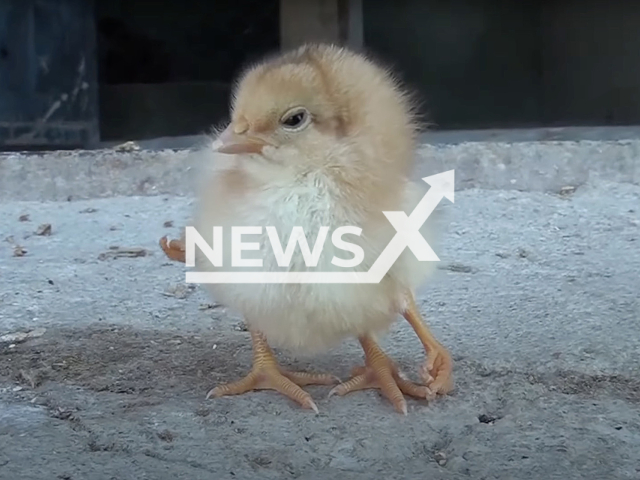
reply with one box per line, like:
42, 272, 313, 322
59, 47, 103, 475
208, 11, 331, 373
186, 170, 454, 284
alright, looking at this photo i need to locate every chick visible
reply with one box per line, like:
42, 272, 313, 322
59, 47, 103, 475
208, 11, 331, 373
160, 43, 453, 414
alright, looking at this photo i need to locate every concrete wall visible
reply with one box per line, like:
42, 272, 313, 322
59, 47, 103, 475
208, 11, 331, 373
3, 134, 639, 202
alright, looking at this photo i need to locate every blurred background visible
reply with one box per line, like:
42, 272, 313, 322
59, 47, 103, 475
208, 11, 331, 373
1, 0, 640, 150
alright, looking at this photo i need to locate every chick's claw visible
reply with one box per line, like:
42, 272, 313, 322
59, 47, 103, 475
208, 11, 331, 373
421, 346, 454, 395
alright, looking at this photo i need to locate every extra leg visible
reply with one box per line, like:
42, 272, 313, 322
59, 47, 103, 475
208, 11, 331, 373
402, 291, 454, 395
160, 234, 185, 263
208, 330, 339, 413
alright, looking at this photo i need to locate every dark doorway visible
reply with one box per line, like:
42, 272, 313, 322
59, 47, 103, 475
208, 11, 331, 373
95, 0, 280, 142
364, 0, 640, 130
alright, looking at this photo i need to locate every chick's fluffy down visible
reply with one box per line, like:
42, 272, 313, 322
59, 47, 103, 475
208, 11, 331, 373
191, 149, 445, 355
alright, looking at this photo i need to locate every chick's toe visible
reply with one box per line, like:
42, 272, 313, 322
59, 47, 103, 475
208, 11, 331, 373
419, 346, 454, 395
329, 335, 432, 415
207, 330, 338, 413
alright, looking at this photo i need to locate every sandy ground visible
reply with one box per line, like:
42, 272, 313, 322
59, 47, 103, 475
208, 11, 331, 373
0, 181, 639, 480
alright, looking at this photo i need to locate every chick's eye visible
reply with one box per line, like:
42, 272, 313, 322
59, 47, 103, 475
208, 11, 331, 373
281, 110, 308, 129
282, 112, 305, 127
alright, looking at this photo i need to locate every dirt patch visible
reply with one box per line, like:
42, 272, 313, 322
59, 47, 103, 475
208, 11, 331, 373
536, 370, 640, 403
451, 357, 640, 404
0, 326, 251, 398
2, 327, 638, 413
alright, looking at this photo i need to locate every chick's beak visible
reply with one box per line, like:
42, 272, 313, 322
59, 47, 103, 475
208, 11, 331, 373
216, 124, 266, 155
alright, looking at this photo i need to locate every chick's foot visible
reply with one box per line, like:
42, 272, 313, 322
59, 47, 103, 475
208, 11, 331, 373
159, 235, 185, 263
402, 292, 454, 395
329, 335, 431, 415
207, 330, 339, 413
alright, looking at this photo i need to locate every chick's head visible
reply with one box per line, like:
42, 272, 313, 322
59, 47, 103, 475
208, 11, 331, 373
215, 44, 420, 178
217, 65, 333, 163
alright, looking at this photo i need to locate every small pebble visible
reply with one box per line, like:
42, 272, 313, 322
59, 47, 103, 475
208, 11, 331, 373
559, 185, 576, 196
114, 141, 140, 152
35, 223, 52, 236
434, 451, 447, 466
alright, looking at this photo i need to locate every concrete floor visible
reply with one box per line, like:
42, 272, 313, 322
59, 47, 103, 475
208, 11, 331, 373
1, 176, 638, 479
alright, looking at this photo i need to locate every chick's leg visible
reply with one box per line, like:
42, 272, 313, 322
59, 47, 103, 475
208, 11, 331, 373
402, 291, 454, 395
329, 334, 431, 415
207, 330, 339, 413
158, 235, 337, 409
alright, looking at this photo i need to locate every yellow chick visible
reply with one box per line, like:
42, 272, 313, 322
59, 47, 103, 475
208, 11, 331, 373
160, 43, 453, 414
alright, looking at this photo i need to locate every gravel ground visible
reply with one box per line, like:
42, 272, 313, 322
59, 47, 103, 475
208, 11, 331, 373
0, 180, 639, 480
